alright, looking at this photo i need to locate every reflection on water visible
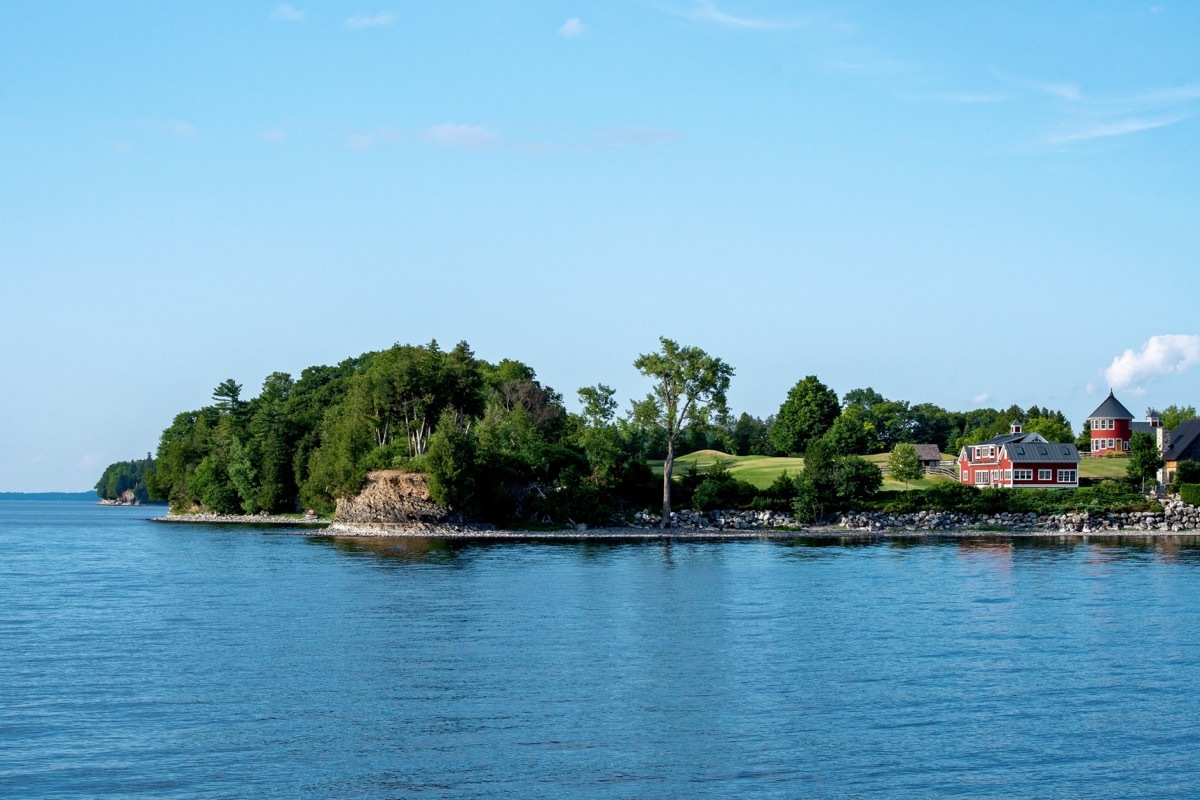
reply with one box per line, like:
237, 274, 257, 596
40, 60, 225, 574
6, 503, 1200, 799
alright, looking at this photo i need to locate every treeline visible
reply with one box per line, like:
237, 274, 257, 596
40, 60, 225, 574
95, 457, 156, 503
673, 383, 1075, 460
146, 341, 658, 524
141, 338, 1080, 525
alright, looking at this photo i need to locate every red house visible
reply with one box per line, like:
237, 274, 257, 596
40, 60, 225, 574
958, 423, 1081, 489
1087, 390, 1160, 456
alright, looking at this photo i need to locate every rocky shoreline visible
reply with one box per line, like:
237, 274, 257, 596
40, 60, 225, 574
151, 512, 329, 527
151, 514, 1200, 540
148, 481, 1200, 539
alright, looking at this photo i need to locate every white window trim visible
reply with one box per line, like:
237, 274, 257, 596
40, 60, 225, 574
1038, 469, 1052, 481
1014, 469, 1033, 481
1058, 469, 1077, 483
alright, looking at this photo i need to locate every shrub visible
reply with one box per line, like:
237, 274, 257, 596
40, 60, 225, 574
1172, 460, 1200, 491
1181, 484, 1200, 506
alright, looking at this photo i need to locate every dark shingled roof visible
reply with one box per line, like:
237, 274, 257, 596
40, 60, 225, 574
1163, 419, 1200, 463
913, 444, 942, 462
1088, 390, 1134, 421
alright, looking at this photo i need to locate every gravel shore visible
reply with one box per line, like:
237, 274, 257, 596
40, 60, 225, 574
150, 515, 1200, 540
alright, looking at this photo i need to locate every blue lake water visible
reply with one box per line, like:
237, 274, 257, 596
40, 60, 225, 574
3, 500, 1200, 799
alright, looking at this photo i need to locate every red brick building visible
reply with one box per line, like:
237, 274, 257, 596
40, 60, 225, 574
958, 423, 1081, 489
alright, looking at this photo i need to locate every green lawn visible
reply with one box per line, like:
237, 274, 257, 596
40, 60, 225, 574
652, 449, 957, 491
1079, 456, 1134, 479
648, 449, 1135, 492
650, 450, 805, 489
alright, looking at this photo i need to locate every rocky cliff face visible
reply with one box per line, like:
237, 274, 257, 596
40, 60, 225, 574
331, 470, 488, 532
99, 489, 144, 506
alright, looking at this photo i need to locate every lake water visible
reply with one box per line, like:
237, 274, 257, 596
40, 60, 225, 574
3, 500, 1200, 799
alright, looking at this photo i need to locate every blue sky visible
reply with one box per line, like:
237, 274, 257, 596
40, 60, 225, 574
2, 1, 1199, 491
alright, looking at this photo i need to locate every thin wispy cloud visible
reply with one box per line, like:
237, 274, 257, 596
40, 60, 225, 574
591, 127, 678, 146
260, 126, 288, 143
270, 4, 305, 22
994, 70, 1199, 147
1105, 335, 1200, 391
972, 393, 990, 406
347, 129, 403, 151
143, 120, 197, 138
559, 18, 584, 37
1047, 115, 1187, 145
345, 11, 394, 29
423, 123, 499, 150
924, 91, 1008, 104
669, 0, 806, 30
828, 58, 912, 75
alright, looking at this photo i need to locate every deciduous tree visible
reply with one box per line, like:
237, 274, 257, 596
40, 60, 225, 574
888, 443, 923, 492
633, 338, 733, 528
1127, 432, 1163, 493
771, 376, 839, 455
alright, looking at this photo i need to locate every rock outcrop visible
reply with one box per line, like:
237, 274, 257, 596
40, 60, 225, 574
329, 470, 491, 533
99, 489, 145, 506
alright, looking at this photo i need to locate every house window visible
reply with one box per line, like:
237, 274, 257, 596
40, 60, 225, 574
1014, 469, 1033, 481
1038, 469, 1052, 481
1057, 469, 1077, 483
1003, 470, 1012, 480
975, 471, 990, 485
991, 470, 1000, 482
1123, 440, 1130, 452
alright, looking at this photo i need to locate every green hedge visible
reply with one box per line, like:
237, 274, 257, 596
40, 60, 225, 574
1180, 483, 1200, 506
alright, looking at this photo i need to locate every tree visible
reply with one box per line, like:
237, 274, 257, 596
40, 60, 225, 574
771, 376, 840, 455
212, 379, 244, 414
1127, 432, 1163, 492
833, 456, 883, 503
1023, 416, 1074, 444
633, 338, 733, 528
888, 443, 923, 492
820, 412, 870, 456
1160, 405, 1198, 431
1077, 420, 1092, 454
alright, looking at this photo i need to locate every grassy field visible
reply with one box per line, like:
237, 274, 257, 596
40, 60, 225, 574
652, 449, 957, 491
651, 449, 1134, 491
1079, 456, 1135, 479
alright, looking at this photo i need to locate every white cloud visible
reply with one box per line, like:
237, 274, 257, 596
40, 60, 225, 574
270, 4, 305, 22
423, 123, 499, 149
1047, 115, 1187, 145
345, 12, 394, 29
675, 0, 803, 30
1105, 335, 1200, 390
559, 18, 584, 37
260, 127, 287, 143
972, 393, 990, 406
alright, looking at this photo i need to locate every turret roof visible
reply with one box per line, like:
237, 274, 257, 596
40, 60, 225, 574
1088, 391, 1134, 421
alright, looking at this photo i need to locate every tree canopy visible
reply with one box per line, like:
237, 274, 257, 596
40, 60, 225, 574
633, 337, 733, 527
771, 376, 840, 455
